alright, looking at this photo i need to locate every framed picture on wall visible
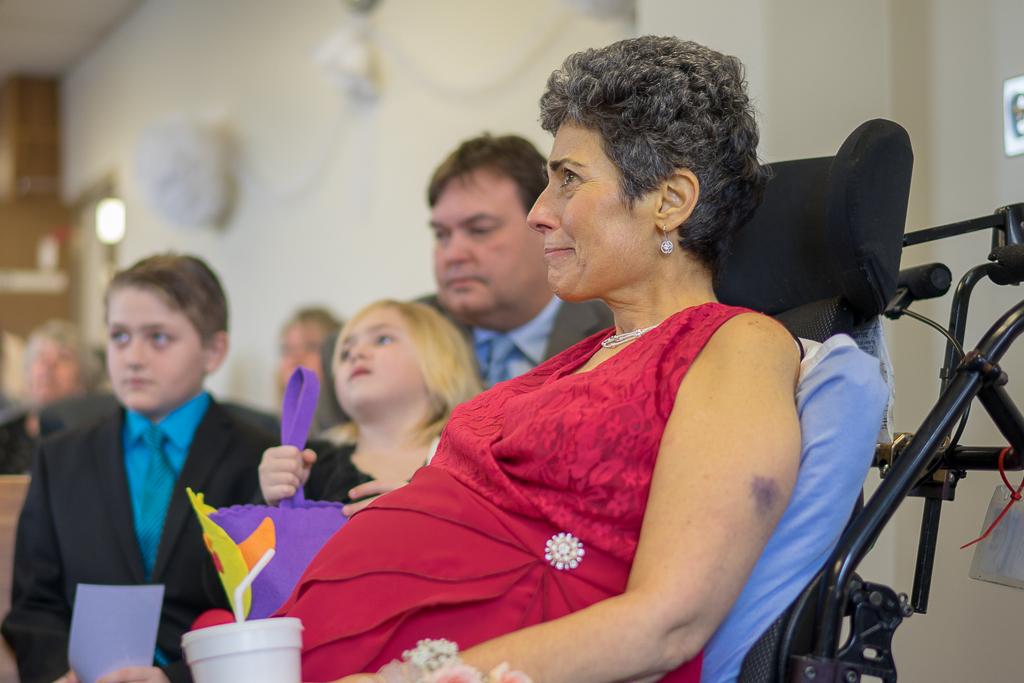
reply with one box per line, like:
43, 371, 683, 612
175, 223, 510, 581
1005, 74, 1024, 157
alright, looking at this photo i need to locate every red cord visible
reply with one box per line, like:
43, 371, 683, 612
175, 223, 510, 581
961, 447, 1023, 550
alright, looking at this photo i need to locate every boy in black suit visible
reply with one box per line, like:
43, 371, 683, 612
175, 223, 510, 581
2, 254, 275, 683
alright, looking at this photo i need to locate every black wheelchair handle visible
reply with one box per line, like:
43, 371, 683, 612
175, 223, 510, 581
896, 262, 952, 301
988, 244, 1024, 285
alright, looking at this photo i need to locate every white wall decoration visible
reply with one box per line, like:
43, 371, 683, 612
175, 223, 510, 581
134, 116, 233, 228
1004, 74, 1024, 157
314, 16, 378, 101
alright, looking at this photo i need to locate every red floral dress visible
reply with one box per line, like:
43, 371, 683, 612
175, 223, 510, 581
281, 302, 749, 682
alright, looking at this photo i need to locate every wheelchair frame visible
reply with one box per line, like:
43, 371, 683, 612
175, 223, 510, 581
788, 203, 1024, 683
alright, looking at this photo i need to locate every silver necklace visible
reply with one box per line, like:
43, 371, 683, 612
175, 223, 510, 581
601, 325, 657, 349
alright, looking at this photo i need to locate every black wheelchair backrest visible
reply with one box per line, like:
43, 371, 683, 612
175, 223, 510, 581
716, 119, 913, 342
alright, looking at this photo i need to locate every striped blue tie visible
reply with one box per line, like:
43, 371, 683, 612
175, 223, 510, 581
135, 424, 176, 580
484, 335, 520, 386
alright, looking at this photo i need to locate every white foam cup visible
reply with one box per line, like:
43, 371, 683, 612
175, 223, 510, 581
182, 617, 303, 683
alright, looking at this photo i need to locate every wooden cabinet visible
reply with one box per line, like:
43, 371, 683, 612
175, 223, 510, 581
0, 76, 73, 338
0, 200, 73, 338
0, 77, 60, 201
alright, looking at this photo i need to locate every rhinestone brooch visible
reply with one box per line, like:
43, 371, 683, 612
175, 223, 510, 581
545, 532, 585, 570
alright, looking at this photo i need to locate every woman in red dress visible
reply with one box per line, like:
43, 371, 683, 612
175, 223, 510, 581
282, 36, 802, 683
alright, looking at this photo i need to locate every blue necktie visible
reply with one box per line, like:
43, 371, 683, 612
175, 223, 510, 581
484, 335, 521, 386
135, 424, 176, 580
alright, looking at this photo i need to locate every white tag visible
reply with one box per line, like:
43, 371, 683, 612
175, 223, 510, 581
968, 486, 1024, 590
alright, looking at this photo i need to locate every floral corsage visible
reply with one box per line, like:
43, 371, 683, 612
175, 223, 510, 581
377, 639, 532, 683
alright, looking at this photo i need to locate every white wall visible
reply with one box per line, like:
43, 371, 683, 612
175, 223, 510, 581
641, 0, 1024, 679
638, 0, 891, 163
62, 0, 629, 409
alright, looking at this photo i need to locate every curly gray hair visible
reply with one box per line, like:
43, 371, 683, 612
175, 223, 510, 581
539, 36, 769, 273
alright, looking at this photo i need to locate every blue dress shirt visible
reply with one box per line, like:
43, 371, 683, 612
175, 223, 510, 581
122, 391, 211, 546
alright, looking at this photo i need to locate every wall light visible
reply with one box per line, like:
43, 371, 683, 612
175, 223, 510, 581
95, 197, 126, 245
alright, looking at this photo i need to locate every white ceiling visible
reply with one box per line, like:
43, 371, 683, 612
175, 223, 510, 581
0, 0, 141, 84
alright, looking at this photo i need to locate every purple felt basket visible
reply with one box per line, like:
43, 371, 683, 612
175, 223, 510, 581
210, 367, 347, 618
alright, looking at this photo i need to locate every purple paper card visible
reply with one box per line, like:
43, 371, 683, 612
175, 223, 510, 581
68, 583, 164, 683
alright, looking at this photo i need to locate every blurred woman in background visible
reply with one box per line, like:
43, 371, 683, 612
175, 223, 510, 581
0, 320, 102, 472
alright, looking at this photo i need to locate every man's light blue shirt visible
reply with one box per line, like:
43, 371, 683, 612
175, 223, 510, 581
122, 391, 211, 530
473, 296, 562, 382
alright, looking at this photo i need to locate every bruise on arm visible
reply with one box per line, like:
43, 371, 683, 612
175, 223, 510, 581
749, 475, 782, 516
